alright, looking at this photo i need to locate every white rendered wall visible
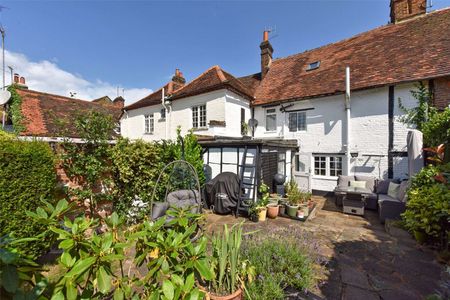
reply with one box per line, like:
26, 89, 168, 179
121, 89, 250, 141
254, 83, 419, 191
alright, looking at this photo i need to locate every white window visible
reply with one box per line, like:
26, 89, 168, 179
265, 108, 277, 131
144, 114, 154, 134
192, 105, 206, 128
288, 111, 307, 132
314, 156, 342, 177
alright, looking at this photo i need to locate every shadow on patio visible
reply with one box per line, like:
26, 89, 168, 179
205, 196, 449, 299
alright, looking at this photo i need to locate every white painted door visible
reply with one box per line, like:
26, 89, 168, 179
293, 153, 312, 192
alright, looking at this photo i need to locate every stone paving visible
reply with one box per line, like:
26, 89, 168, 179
204, 196, 449, 300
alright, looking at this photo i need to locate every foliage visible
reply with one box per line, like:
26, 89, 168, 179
0, 139, 57, 258
111, 138, 168, 216
242, 227, 321, 300
0, 129, 15, 140
398, 82, 437, 131
15, 200, 209, 299
111, 129, 204, 218
0, 237, 48, 299
205, 223, 255, 296
241, 122, 249, 136
402, 163, 450, 248
257, 182, 270, 207
6, 85, 26, 133
59, 111, 115, 216
421, 107, 450, 147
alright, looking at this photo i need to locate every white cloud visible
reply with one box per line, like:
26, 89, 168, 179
4, 50, 152, 104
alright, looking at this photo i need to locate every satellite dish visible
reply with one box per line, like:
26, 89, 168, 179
248, 118, 258, 129
0, 90, 11, 105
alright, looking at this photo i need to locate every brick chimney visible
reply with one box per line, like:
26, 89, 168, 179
112, 96, 125, 108
390, 0, 427, 23
260, 30, 273, 79
13, 73, 28, 89
172, 68, 186, 85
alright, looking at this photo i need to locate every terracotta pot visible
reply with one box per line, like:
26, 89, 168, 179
258, 208, 267, 222
266, 204, 279, 219
207, 288, 243, 300
286, 204, 299, 217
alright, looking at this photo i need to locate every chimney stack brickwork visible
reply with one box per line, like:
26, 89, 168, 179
390, 0, 427, 23
260, 31, 273, 79
172, 68, 186, 84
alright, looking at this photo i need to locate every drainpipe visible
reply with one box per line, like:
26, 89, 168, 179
161, 87, 169, 140
345, 66, 351, 175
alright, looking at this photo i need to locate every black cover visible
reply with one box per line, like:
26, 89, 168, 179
203, 172, 240, 214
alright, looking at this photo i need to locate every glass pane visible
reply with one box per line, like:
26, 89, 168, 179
266, 114, 276, 131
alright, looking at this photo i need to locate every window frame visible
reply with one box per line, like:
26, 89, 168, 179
144, 114, 154, 134
265, 108, 277, 132
160, 108, 166, 120
288, 111, 307, 132
192, 104, 207, 129
313, 155, 343, 177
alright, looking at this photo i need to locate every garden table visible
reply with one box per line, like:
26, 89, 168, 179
337, 186, 372, 216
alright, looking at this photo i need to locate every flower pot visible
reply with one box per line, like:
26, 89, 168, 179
413, 230, 427, 244
258, 208, 267, 222
207, 288, 243, 300
266, 204, 279, 219
286, 204, 299, 218
300, 204, 309, 217
297, 209, 305, 219
278, 204, 286, 216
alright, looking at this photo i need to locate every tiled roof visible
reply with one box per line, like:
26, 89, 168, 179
237, 73, 261, 96
16, 88, 122, 138
170, 66, 255, 101
253, 8, 450, 105
125, 81, 184, 110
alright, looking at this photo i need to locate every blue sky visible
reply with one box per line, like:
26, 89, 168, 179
1, 0, 449, 103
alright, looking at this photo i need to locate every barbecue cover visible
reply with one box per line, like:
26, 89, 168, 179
203, 172, 240, 214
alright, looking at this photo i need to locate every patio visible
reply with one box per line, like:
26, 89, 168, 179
205, 196, 449, 299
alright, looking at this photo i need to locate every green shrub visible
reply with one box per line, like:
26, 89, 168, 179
0, 139, 57, 258
241, 228, 317, 299
402, 163, 450, 247
422, 107, 450, 147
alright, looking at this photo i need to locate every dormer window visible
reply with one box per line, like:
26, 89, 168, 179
306, 61, 320, 71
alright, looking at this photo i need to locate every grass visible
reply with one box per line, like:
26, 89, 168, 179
241, 226, 325, 299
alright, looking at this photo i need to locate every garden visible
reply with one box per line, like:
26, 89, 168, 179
0, 112, 323, 300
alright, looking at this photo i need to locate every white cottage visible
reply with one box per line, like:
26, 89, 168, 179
121, 0, 450, 194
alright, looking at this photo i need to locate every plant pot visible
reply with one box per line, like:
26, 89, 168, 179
413, 230, 427, 244
278, 205, 286, 216
249, 214, 258, 223
207, 288, 243, 300
266, 204, 279, 219
300, 204, 309, 217
297, 209, 305, 219
286, 204, 299, 218
257, 208, 267, 222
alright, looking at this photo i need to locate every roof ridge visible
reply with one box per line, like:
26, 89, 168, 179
169, 65, 220, 97
17, 88, 90, 103
273, 7, 450, 63
214, 65, 227, 82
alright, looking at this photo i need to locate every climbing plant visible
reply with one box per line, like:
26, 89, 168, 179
6, 85, 25, 133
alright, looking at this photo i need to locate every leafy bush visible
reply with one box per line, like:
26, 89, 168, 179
402, 163, 450, 247
422, 107, 450, 147
0, 139, 57, 258
241, 227, 321, 299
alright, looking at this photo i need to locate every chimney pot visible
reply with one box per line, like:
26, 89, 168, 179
13, 73, 19, 84
263, 30, 269, 42
19, 77, 25, 85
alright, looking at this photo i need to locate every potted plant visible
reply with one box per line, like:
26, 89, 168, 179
203, 223, 255, 299
247, 203, 259, 222
298, 190, 312, 218
266, 202, 279, 219
284, 178, 301, 217
255, 199, 268, 222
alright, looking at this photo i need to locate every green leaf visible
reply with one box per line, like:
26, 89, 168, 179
66, 281, 78, 300
50, 291, 65, 300
59, 239, 74, 250
171, 274, 184, 287
188, 288, 201, 300
0, 248, 18, 264
65, 257, 96, 279
97, 266, 112, 294
194, 260, 213, 280
60, 252, 74, 268
113, 288, 124, 300
162, 280, 175, 300
2, 265, 19, 293
183, 273, 195, 293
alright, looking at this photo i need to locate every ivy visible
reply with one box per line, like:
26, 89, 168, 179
6, 85, 26, 134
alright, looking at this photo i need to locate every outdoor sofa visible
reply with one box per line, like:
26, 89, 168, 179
334, 176, 409, 222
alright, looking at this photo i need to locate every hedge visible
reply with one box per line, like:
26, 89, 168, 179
0, 139, 57, 258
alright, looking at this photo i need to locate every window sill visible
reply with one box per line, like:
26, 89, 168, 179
192, 127, 208, 132
264, 130, 277, 134
144, 133, 154, 135
312, 175, 339, 180
158, 118, 166, 122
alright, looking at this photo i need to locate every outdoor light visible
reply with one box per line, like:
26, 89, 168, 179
350, 152, 359, 158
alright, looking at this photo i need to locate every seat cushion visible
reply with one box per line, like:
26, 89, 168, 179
350, 180, 367, 188
355, 175, 375, 192
337, 175, 354, 188
397, 180, 409, 202
378, 194, 401, 203
387, 182, 400, 199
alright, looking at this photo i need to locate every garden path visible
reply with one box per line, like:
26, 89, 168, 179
205, 196, 449, 300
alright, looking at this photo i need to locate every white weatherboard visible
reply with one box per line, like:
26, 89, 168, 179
0, 90, 11, 105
